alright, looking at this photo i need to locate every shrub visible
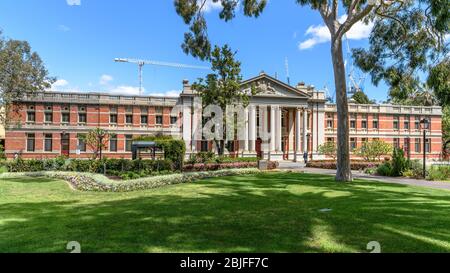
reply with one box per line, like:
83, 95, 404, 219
391, 148, 408, 177
317, 142, 337, 160
427, 165, 450, 181
306, 160, 382, 170
376, 162, 392, 176
406, 160, 424, 179
133, 136, 186, 171
354, 139, 392, 161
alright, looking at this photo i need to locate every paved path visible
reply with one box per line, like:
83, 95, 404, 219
277, 162, 450, 191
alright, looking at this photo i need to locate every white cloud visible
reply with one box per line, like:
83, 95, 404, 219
66, 0, 81, 6
99, 74, 113, 85
109, 86, 142, 96
58, 25, 70, 32
150, 90, 181, 97
200, 0, 223, 12
298, 15, 374, 50
51, 79, 69, 89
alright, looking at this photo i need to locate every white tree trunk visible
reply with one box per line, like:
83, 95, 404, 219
331, 37, 353, 182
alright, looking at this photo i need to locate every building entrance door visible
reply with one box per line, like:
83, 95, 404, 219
61, 133, 70, 156
256, 138, 262, 158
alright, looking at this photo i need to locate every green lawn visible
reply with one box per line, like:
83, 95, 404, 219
1, 172, 450, 253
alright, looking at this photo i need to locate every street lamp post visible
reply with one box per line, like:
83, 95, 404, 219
420, 118, 429, 178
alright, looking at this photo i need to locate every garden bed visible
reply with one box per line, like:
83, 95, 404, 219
306, 160, 382, 170
0, 168, 261, 192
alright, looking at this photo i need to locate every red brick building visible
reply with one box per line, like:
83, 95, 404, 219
4, 74, 444, 161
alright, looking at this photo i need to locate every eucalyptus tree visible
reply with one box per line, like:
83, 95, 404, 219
174, 0, 447, 181
0, 31, 54, 126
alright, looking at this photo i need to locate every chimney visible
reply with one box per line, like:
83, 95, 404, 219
296, 82, 305, 89
182, 79, 192, 94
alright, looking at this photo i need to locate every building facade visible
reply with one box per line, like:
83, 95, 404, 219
5, 73, 443, 161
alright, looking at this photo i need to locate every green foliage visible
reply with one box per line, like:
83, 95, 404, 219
351, 90, 374, 104
428, 58, 450, 106
427, 165, 450, 181
404, 160, 424, 179
84, 128, 109, 159
3, 158, 175, 177
376, 162, 393, 176
187, 152, 258, 164
174, 0, 266, 60
134, 135, 186, 170
0, 144, 5, 160
0, 31, 55, 126
318, 142, 337, 160
352, 2, 448, 105
355, 139, 393, 161
391, 148, 408, 177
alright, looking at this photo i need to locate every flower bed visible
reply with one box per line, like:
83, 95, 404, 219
0, 168, 261, 192
183, 162, 258, 172
306, 160, 382, 170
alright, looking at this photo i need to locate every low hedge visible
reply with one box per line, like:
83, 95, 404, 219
0, 168, 261, 192
306, 160, 382, 170
3, 158, 174, 174
183, 162, 258, 172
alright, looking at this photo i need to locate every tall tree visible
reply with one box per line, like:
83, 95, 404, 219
351, 90, 374, 104
174, 0, 442, 181
0, 31, 55, 125
192, 45, 252, 155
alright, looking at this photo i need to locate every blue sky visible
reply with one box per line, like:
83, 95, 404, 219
0, 0, 389, 101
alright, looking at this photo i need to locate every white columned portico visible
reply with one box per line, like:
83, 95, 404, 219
303, 108, 308, 153
295, 108, 301, 161
249, 105, 257, 152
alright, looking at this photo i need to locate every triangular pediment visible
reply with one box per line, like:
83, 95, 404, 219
241, 73, 311, 99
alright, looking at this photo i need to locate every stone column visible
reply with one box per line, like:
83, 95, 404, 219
295, 108, 301, 161
182, 103, 192, 151
244, 107, 249, 152
249, 105, 256, 152
276, 106, 282, 152
270, 106, 276, 152
303, 108, 308, 153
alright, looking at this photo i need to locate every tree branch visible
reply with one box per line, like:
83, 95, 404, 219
336, 4, 375, 40
331, 0, 338, 20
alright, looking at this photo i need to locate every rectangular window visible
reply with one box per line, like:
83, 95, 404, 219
155, 106, 163, 115
415, 116, 420, 130
404, 138, 410, 154
110, 114, 118, 124
350, 114, 356, 129
372, 114, 379, 129
393, 138, 400, 149
27, 111, 36, 122
78, 113, 87, 123
27, 133, 35, 152
425, 139, 431, 153
350, 138, 357, 150
361, 114, 368, 129
170, 116, 177, 125
393, 116, 399, 130
78, 134, 86, 152
125, 135, 133, 152
404, 115, 410, 130
156, 115, 163, 125
110, 136, 117, 152
61, 113, 70, 123
141, 115, 148, 125
362, 138, 368, 143
45, 112, 53, 123
126, 115, 133, 124
327, 137, 334, 143
326, 113, 334, 128
44, 134, 52, 152
415, 138, 421, 153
